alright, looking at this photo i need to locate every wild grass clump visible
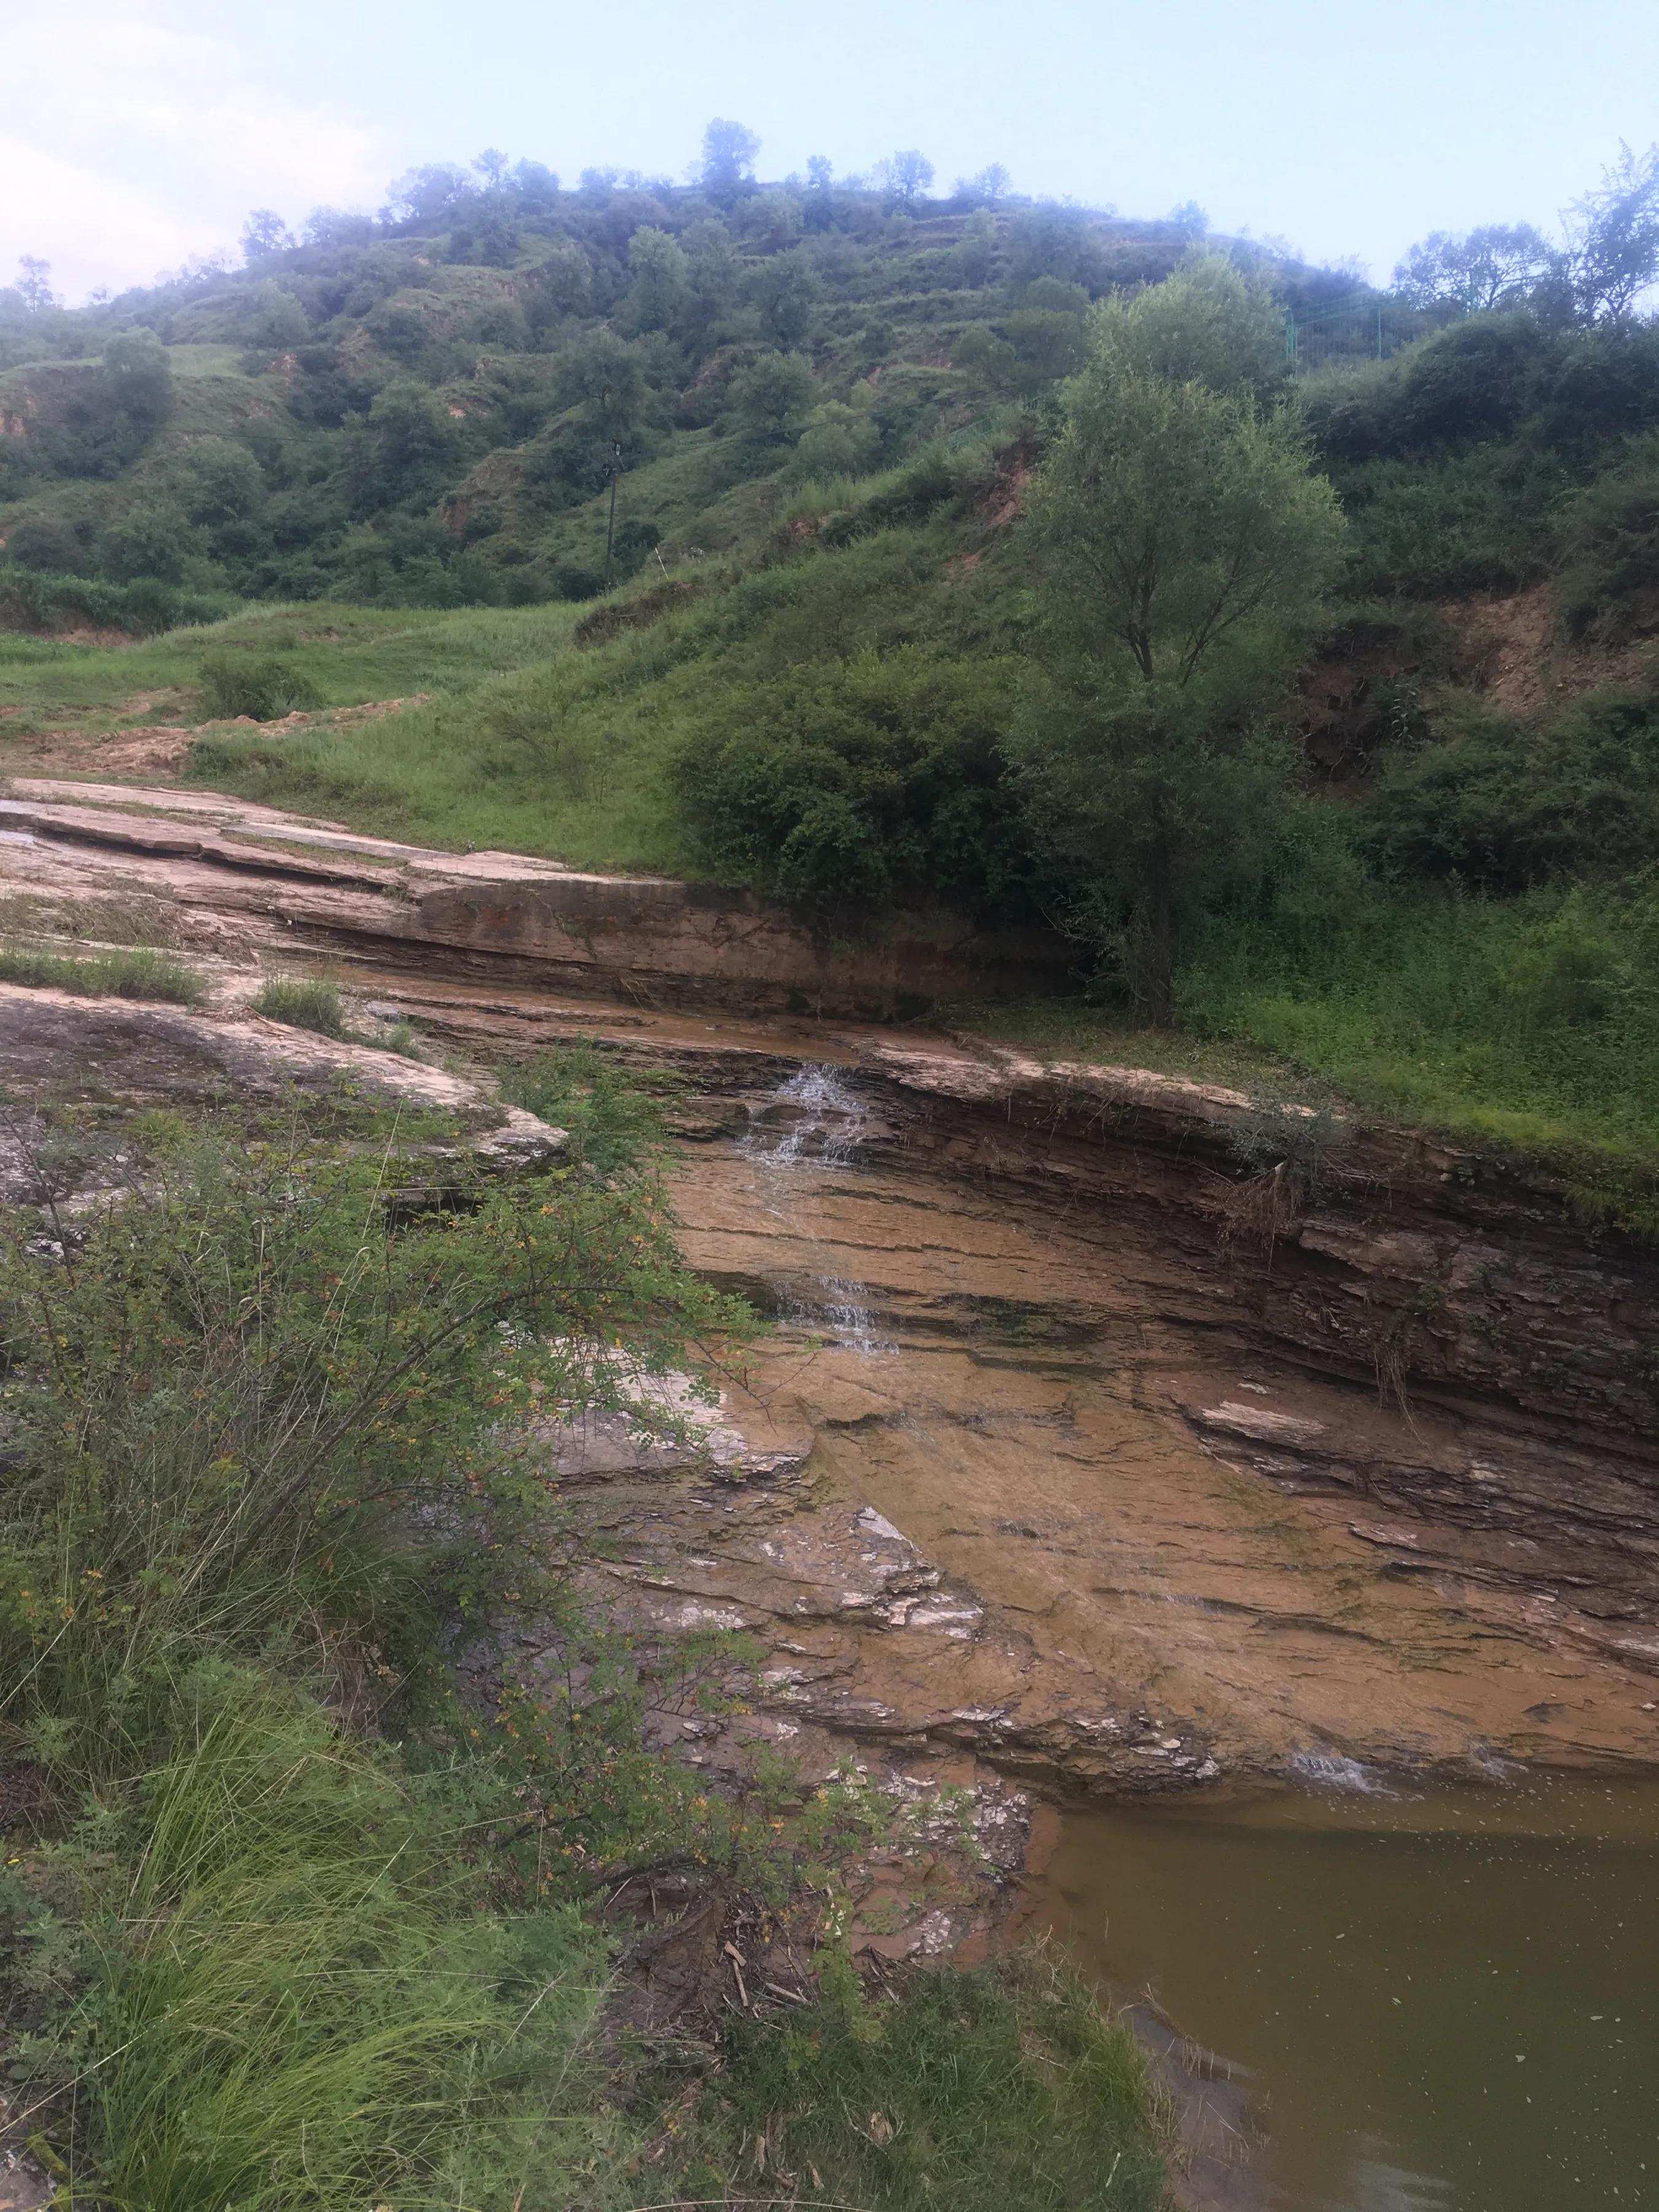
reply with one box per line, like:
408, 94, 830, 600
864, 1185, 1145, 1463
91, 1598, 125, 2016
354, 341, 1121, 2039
250, 973, 347, 1035
198, 649, 323, 721
10, 1673, 630, 2212
677, 1947, 1169, 2211
0, 1110, 757, 2201
0, 943, 206, 1003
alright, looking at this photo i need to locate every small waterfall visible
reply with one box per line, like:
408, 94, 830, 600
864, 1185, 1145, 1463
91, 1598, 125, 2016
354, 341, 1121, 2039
739, 1062, 874, 1168
739, 1065, 894, 1354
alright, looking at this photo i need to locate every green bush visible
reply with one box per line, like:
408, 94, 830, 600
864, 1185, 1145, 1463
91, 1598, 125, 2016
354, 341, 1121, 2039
1555, 431, 1659, 643
668, 647, 1037, 924
0, 1113, 748, 2205
0, 943, 206, 1002
200, 650, 324, 720
250, 973, 348, 1034
1362, 687, 1659, 888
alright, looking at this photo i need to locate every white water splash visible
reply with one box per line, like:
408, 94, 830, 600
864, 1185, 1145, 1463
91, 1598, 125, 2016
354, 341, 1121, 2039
785, 1272, 895, 1354
740, 1063, 874, 1167
739, 1067, 893, 1352
1288, 1747, 1397, 1797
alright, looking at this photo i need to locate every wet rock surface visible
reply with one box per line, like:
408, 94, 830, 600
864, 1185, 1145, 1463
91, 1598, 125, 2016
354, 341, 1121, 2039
7, 784, 1659, 1803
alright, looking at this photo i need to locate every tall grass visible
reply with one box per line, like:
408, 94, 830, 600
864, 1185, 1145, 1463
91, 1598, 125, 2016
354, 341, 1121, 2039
0, 1107, 753, 2203
47, 1677, 629, 2212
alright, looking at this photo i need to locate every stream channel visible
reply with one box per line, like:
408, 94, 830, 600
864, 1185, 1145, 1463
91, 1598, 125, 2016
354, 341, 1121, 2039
676, 1064, 1659, 2212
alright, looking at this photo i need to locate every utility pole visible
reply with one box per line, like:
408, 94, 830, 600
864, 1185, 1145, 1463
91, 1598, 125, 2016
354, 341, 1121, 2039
603, 440, 623, 590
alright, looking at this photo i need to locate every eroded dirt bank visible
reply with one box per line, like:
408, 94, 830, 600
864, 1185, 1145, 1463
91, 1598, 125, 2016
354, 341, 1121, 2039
7, 781, 1659, 1851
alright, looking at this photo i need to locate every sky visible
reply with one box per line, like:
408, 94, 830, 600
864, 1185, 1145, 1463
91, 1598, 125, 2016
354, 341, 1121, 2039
6, 0, 1657, 302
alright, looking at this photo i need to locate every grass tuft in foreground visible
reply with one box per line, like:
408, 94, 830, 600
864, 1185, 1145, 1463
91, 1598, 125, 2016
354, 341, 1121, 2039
677, 1948, 1169, 2211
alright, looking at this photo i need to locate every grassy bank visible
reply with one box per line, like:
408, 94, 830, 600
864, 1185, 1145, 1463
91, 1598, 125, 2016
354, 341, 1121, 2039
0, 1067, 1167, 2208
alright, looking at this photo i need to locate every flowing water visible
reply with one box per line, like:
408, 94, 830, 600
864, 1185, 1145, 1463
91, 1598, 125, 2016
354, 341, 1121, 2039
1026, 1777, 1659, 2211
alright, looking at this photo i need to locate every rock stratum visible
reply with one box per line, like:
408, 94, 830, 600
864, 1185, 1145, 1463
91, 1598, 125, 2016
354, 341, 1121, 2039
6, 777, 1659, 1891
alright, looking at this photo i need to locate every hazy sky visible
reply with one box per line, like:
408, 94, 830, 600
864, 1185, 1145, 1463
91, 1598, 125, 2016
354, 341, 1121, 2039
7, 0, 1657, 301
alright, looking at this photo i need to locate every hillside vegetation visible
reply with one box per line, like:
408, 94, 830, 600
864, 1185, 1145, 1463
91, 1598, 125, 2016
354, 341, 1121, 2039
4, 133, 1659, 1208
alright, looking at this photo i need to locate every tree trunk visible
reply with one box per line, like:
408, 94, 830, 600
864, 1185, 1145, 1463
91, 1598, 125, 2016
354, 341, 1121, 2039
1145, 845, 1174, 1027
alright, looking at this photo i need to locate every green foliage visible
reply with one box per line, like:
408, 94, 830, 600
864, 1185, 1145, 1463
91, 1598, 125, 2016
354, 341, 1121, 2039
1555, 431, 1659, 641
1015, 270, 1347, 1014
680, 1948, 1168, 2211
22, 1673, 628, 2212
669, 648, 1032, 923
726, 350, 820, 444
198, 648, 323, 719
502, 1041, 677, 1175
1362, 688, 1659, 888
0, 944, 206, 1002
249, 973, 348, 1033
0, 1115, 748, 1792
1088, 248, 1290, 403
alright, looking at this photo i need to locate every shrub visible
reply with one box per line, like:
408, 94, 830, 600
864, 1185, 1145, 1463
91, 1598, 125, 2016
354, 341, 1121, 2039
1555, 431, 1659, 643
668, 648, 1036, 925
199, 650, 323, 721
250, 974, 347, 1034
1362, 687, 1659, 888
680, 1947, 1169, 2212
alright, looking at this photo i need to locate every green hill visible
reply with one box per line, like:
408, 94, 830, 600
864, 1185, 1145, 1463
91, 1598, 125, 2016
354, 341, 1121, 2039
4, 142, 1659, 1211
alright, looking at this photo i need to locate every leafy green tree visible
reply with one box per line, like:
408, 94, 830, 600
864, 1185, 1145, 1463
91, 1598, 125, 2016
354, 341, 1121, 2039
791, 399, 880, 480
956, 209, 999, 286
743, 248, 820, 345
876, 151, 935, 206
958, 163, 1013, 208
554, 329, 654, 445
699, 117, 760, 197
1013, 285, 1347, 1021
1565, 142, 1659, 321
16, 255, 57, 312
100, 501, 201, 584
1088, 250, 1288, 404
1392, 222, 1558, 310
239, 210, 292, 264
622, 226, 691, 334
175, 437, 266, 527
1167, 200, 1209, 238
728, 350, 818, 444
240, 280, 309, 349
2, 515, 85, 572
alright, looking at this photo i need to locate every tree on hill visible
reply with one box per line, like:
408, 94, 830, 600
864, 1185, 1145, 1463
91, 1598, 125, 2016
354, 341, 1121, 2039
1566, 141, 1659, 321
1393, 222, 1558, 312
699, 119, 760, 197
240, 211, 293, 264
876, 151, 935, 206
17, 255, 57, 312
1014, 267, 1347, 1021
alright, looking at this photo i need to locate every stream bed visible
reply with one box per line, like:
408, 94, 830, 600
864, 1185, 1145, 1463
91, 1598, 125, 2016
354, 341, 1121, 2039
1026, 1775, 1659, 2211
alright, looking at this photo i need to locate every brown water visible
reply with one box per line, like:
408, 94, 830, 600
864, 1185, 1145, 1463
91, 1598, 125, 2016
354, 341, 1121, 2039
1027, 1776, 1659, 2211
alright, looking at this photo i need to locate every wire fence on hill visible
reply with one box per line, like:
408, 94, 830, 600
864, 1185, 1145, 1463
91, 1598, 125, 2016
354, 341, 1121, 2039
1285, 293, 1462, 372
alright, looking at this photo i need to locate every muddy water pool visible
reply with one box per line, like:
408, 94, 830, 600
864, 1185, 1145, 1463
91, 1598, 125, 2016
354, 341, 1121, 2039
1027, 1776, 1659, 2211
